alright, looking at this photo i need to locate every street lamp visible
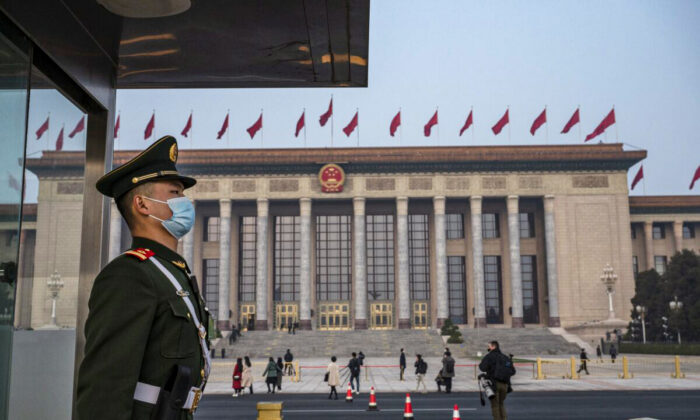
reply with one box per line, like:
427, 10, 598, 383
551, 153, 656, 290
669, 296, 683, 345
600, 264, 618, 319
47, 270, 64, 327
635, 305, 647, 344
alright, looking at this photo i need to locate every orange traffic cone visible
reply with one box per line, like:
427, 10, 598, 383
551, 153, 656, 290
403, 393, 414, 419
345, 382, 353, 402
452, 404, 461, 420
367, 386, 378, 411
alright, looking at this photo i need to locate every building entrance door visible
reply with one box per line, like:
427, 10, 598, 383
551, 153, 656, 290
240, 304, 256, 331
412, 301, 429, 328
275, 303, 298, 331
318, 302, 350, 330
370, 302, 393, 329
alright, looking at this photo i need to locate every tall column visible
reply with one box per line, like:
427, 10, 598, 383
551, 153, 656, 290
108, 201, 122, 261
433, 196, 448, 327
255, 198, 269, 330
673, 221, 684, 254
217, 199, 231, 330
353, 197, 368, 329
543, 195, 560, 327
181, 199, 195, 268
643, 221, 654, 270
507, 195, 524, 328
299, 198, 313, 330
470, 196, 486, 327
397, 196, 411, 329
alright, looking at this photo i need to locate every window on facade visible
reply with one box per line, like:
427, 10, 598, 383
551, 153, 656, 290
447, 256, 467, 324
445, 213, 464, 239
482, 213, 499, 239
632, 256, 638, 277
238, 216, 256, 302
484, 256, 503, 324
408, 214, 430, 301
652, 223, 665, 239
630, 224, 636, 239
203, 259, 219, 316
316, 215, 352, 301
683, 223, 695, 239
274, 216, 300, 302
521, 256, 539, 324
367, 214, 394, 301
519, 213, 535, 238
204, 216, 220, 242
654, 256, 667, 275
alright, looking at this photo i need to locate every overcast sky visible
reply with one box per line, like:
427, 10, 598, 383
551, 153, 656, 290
26, 0, 700, 197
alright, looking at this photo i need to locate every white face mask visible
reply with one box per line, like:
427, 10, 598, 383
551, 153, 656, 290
143, 196, 195, 239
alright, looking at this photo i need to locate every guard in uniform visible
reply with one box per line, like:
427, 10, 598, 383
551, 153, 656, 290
76, 136, 210, 419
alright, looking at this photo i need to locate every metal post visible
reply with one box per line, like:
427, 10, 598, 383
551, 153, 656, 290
671, 356, 684, 379
570, 356, 578, 380
536, 358, 544, 380
619, 356, 632, 379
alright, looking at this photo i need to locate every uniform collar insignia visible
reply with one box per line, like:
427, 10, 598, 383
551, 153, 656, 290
172, 260, 187, 269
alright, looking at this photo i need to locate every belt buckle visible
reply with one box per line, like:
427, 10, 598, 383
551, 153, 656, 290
189, 389, 202, 413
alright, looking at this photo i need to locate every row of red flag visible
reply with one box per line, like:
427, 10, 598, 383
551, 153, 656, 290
34, 116, 85, 151
104, 102, 617, 143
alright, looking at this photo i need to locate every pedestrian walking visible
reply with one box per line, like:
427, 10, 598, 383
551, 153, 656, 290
414, 354, 428, 393
609, 344, 617, 363
596, 344, 603, 361
242, 356, 253, 395
232, 358, 243, 397
358, 351, 365, 366
284, 349, 295, 375
399, 348, 406, 381
326, 356, 340, 400
287, 323, 292, 334
441, 351, 456, 393
348, 352, 361, 394
577, 348, 590, 375
479, 341, 516, 420
263, 357, 279, 394
276, 357, 285, 390
292, 321, 298, 334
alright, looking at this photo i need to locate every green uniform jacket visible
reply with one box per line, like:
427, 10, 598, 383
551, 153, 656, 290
76, 237, 208, 420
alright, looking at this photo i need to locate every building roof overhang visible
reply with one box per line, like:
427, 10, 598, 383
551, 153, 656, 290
629, 196, 700, 215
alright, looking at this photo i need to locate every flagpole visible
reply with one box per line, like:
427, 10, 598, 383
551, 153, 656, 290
578, 105, 582, 143
471, 106, 475, 145
356, 108, 360, 148
436, 106, 440, 146
260, 108, 264, 148
303, 107, 307, 148
614, 105, 619, 141
46, 112, 51, 151
191, 109, 194, 149
399, 107, 403, 145
153, 109, 156, 141
545, 105, 549, 145
507, 106, 511, 143
226, 109, 230, 149
330, 94, 334, 148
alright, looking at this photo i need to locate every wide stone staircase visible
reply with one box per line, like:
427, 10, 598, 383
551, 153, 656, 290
453, 327, 581, 357
214, 327, 581, 360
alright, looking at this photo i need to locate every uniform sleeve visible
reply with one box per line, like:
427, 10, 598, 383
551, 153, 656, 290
76, 260, 158, 420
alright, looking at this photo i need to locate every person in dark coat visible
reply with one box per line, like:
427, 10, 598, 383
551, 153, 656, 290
609, 344, 617, 363
399, 348, 406, 381
263, 357, 279, 393
348, 352, 361, 394
284, 349, 295, 375
596, 344, 603, 361
479, 341, 512, 420
441, 351, 455, 393
232, 358, 243, 397
577, 348, 590, 375
276, 357, 285, 390
358, 351, 365, 366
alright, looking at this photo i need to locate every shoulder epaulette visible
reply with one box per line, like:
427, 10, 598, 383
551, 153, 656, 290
124, 248, 155, 261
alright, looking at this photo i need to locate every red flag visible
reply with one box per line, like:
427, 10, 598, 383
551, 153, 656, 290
295, 111, 305, 137
216, 113, 229, 140
390, 110, 401, 137
144, 113, 155, 139
35, 116, 49, 140
247, 113, 263, 139
585, 108, 615, 142
181, 113, 192, 137
690, 166, 700, 190
8, 171, 20, 192
114, 114, 120, 138
55, 127, 64, 151
631, 165, 644, 190
459, 110, 473, 136
492, 109, 509, 135
530, 108, 547, 136
69, 116, 85, 138
343, 111, 359, 137
561, 108, 580, 134
319, 98, 333, 127
424, 110, 438, 137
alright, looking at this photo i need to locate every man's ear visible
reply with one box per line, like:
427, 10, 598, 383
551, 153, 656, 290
133, 194, 151, 217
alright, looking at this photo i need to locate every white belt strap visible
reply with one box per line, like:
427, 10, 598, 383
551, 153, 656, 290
134, 382, 201, 410
148, 257, 212, 382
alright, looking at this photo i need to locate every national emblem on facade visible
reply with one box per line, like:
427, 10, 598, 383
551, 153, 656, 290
319, 163, 345, 193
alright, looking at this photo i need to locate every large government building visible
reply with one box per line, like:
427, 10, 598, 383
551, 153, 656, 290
9, 143, 700, 333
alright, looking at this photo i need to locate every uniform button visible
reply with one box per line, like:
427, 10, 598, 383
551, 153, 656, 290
201, 369, 205, 378
187, 313, 191, 319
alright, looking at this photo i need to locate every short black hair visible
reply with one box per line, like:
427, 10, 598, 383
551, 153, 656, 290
331, 356, 337, 362
445, 351, 451, 357
352, 352, 357, 357
490, 340, 500, 350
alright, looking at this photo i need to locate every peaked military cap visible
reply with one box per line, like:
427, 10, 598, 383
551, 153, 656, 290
96, 135, 196, 198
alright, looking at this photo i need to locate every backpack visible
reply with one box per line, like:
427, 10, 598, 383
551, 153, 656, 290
493, 352, 516, 383
417, 360, 428, 374
444, 359, 455, 375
